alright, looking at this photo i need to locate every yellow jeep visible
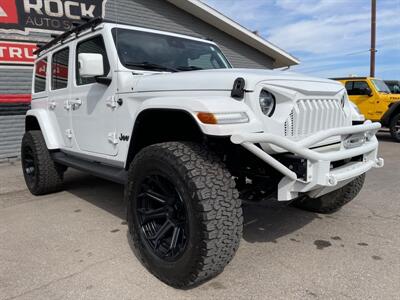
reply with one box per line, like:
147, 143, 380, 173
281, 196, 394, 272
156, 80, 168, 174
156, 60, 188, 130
333, 77, 400, 142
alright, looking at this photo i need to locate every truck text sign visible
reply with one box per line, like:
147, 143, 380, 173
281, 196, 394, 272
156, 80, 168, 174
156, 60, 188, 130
0, 40, 37, 65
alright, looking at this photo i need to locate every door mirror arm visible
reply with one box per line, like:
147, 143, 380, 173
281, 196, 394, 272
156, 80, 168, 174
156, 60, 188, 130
95, 76, 112, 86
364, 87, 373, 97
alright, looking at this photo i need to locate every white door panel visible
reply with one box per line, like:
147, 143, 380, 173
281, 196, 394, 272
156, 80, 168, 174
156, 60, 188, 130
70, 34, 117, 157
71, 84, 117, 156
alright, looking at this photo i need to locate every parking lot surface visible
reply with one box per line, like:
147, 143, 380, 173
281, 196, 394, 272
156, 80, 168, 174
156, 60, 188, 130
1, 132, 399, 300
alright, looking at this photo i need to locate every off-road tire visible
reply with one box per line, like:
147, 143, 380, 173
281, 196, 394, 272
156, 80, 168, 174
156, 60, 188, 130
389, 112, 400, 142
125, 142, 243, 289
292, 174, 366, 214
21, 130, 64, 195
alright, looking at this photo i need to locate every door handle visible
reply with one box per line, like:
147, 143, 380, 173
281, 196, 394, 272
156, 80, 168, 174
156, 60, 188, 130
70, 98, 82, 110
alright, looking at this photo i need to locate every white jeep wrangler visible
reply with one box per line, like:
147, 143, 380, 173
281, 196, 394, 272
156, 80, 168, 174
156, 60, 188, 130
22, 18, 384, 288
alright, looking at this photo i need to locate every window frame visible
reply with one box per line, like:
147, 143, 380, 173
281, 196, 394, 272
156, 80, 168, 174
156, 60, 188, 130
50, 46, 70, 91
75, 34, 110, 86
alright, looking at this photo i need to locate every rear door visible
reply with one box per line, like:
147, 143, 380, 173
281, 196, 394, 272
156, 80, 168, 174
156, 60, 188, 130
48, 46, 72, 148
345, 80, 377, 120
70, 34, 118, 156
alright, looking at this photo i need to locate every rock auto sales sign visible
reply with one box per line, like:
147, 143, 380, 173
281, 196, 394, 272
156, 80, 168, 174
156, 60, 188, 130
0, 0, 107, 34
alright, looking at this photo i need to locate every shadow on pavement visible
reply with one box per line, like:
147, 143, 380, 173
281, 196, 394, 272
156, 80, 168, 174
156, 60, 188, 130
241, 199, 318, 243
63, 169, 318, 244
63, 169, 126, 219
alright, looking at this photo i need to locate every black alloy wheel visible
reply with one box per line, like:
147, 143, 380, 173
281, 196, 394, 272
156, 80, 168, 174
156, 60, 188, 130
135, 174, 189, 261
22, 145, 36, 187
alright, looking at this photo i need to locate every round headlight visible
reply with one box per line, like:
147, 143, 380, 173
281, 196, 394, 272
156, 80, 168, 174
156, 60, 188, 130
259, 89, 276, 116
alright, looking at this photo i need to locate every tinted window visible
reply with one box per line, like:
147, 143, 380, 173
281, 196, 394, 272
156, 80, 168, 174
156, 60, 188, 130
188, 53, 221, 69
387, 82, 400, 94
52, 48, 69, 90
112, 28, 231, 71
345, 81, 353, 93
371, 79, 390, 93
34, 58, 47, 93
76, 36, 110, 85
346, 81, 370, 95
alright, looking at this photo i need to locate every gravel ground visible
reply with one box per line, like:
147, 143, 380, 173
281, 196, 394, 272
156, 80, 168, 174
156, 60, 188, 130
0, 132, 399, 300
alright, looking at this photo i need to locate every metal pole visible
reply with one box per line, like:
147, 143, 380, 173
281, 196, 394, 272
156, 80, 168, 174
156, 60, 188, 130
370, 0, 376, 77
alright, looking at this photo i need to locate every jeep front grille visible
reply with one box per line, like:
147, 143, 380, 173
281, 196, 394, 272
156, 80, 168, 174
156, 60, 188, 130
284, 99, 348, 138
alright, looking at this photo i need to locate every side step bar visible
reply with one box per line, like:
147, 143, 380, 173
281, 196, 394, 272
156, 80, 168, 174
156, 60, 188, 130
52, 152, 127, 185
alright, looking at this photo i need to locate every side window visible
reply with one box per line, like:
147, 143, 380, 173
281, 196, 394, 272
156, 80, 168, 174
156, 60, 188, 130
52, 48, 70, 90
345, 81, 353, 95
34, 58, 47, 93
352, 81, 370, 95
76, 36, 110, 85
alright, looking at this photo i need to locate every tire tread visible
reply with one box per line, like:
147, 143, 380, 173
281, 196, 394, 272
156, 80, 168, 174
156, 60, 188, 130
22, 130, 63, 195
126, 142, 243, 288
293, 174, 366, 214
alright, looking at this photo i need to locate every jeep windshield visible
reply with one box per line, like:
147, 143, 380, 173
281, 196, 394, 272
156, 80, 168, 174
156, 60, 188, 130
112, 28, 231, 72
371, 79, 391, 94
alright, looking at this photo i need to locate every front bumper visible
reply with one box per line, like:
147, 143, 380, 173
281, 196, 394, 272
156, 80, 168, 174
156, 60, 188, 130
231, 121, 384, 201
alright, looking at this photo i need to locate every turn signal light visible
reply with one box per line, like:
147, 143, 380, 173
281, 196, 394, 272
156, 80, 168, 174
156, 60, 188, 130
197, 112, 250, 125
197, 112, 218, 124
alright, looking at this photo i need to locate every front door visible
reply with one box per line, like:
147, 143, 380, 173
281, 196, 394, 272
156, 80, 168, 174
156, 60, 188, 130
70, 35, 118, 156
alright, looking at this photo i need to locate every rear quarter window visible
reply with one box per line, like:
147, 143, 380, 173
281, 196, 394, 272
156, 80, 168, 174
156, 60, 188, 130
34, 58, 47, 93
51, 47, 70, 90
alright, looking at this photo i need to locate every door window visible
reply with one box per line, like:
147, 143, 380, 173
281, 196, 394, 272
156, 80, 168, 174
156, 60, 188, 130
51, 48, 70, 90
346, 81, 370, 95
34, 58, 47, 93
76, 35, 110, 85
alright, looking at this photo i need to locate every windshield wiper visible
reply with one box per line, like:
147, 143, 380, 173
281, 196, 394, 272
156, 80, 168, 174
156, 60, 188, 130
176, 66, 204, 71
124, 61, 178, 72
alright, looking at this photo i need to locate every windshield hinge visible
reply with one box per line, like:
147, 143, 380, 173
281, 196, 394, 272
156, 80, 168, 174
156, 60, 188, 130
106, 96, 117, 109
231, 77, 246, 100
108, 132, 119, 145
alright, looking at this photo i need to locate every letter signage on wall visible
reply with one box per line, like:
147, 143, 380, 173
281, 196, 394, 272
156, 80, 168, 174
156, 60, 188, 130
0, 0, 107, 34
0, 40, 37, 65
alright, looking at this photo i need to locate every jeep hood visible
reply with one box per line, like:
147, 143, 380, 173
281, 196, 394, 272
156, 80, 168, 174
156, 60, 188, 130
133, 68, 345, 95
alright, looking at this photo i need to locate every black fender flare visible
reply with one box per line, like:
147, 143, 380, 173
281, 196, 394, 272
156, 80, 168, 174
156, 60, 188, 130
125, 108, 204, 170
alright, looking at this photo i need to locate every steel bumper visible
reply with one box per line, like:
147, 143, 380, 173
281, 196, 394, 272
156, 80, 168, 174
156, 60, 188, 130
231, 121, 384, 201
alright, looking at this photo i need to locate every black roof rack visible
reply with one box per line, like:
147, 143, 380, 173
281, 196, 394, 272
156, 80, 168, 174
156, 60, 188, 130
34, 17, 103, 56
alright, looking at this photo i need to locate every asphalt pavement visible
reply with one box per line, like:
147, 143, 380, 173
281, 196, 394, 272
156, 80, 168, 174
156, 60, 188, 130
0, 132, 399, 300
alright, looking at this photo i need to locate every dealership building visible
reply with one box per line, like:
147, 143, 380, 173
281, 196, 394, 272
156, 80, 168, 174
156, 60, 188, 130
0, 0, 298, 161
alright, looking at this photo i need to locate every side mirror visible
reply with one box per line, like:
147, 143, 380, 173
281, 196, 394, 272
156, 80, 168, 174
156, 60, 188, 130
364, 87, 373, 97
78, 53, 104, 78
